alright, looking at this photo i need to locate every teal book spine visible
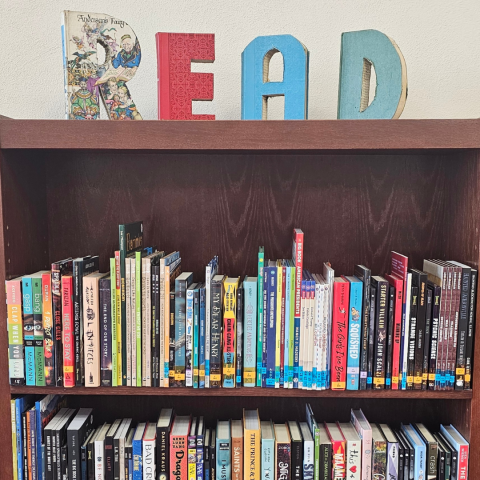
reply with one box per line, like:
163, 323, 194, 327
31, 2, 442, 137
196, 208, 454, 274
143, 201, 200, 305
257, 247, 264, 386
32, 275, 45, 386
193, 285, 200, 388
243, 277, 257, 387
346, 277, 363, 390
22, 277, 35, 386
216, 436, 231, 480
261, 435, 275, 480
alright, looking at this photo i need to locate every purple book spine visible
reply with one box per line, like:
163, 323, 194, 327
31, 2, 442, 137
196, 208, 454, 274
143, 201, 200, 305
387, 441, 399, 480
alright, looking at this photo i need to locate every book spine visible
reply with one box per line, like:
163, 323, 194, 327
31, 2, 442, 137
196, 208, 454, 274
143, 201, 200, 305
330, 440, 344, 480
230, 435, 241, 480
243, 280, 257, 387
347, 281, 362, 390
169, 290, 175, 386
455, 267, 470, 390
320, 284, 329, 390
276, 442, 291, 480
422, 287, 433, 391
22, 278, 35, 387
205, 263, 213, 389
84, 276, 100, 387
401, 274, 412, 391
445, 268, 454, 390
289, 266, 296, 389
331, 281, 349, 390
373, 279, 388, 390
284, 267, 291, 388
157, 425, 170, 480
188, 432, 196, 480
236, 284, 244, 387
313, 282, 322, 391
267, 268, 277, 388
291, 440, 302, 480
308, 278, 315, 390
407, 287, 418, 390
111, 258, 118, 387
29, 408, 36, 480
159, 260, 166, 388
261, 438, 274, 480
262, 268, 269, 388
210, 280, 223, 388
437, 268, 448, 390
115, 251, 122, 387
298, 279, 306, 389
372, 440, 387, 480
119, 225, 127, 387
346, 439, 361, 480
135, 252, 142, 387
133, 436, 143, 480
143, 437, 155, 480
42, 273, 53, 386
193, 286, 200, 388
386, 441, 398, 480
449, 267, 461, 390
257, 249, 265, 387
51, 266, 64, 386
73, 261, 83, 386
100, 278, 112, 387
428, 286, 440, 390
62, 276, 75, 387
366, 286, 376, 389
222, 281, 237, 388
199, 286, 206, 388
465, 269, 477, 389
95, 438, 105, 480
126, 260, 133, 388
442, 268, 452, 390
391, 278, 403, 390
413, 274, 427, 390
293, 232, 304, 388
170, 435, 187, 480
319, 443, 330, 480
275, 266, 283, 388
131, 257, 137, 387
303, 440, 314, 480
152, 264, 160, 388
142, 259, 152, 387
385, 285, 395, 389
67, 429, 81, 480
356, 269, 370, 391
32, 276, 45, 386
186, 287, 194, 387
174, 279, 187, 387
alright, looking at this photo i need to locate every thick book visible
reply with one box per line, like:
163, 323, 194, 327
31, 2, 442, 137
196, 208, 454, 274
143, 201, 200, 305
344, 276, 362, 390
243, 410, 260, 480
243, 276, 257, 387
22, 276, 35, 386
99, 275, 112, 387
210, 274, 226, 388
299, 422, 314, 480
371, 276, 389, 389
414, 423, 438, 480
231, 420, 243, 480
170, 417, 191, 480
7, 277, 25, 386
325, 423, 346, 480
440, 425, 469, 480
379, 424, 399, 480
354, 265, 371, 390
143, 423, 157, 480
288, 421, 303, 480
257, 247, 265, 387
94, 423, 110, 480
83, 272, 109, 387
104, 418, 121, 480
54, 408, 76, 480
217, 421, 231, 480
66, 408, 93, 480
205, 256, 219, 389
371, 424, 387, 480
223, 277, 240, 387
274, 423, 291, 480
156, 408, 174, 480
317, 424, 331, 480
338, 423, 361, 480
351, 409, 372, 480
401, 424, 426, 480
331, 277, 349, 390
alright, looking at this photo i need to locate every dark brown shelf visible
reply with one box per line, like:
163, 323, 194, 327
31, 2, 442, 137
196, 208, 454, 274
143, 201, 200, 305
10, 385, 473, 399
2, 119, 480, 151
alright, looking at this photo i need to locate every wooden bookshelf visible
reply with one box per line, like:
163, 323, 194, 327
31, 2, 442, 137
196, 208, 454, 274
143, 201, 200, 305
1, 118, 480, 478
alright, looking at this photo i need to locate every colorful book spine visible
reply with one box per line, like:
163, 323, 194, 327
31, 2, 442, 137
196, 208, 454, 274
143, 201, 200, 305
216, 432, 231, 480
62, 276, 75, 387
175, 274, 192, 387
267, 267, 277, 388
193, 284, 201, 389
312, 277, 322, 391
243, 277, 257, 387
285, 264, 293, 388
115, 251, 122, 387
236, 283, 244, 387
186, 286, 195, 387
42, 273, 54, 386
299, 278, 306, 389
262, 267, 269, 388
32, 275, 45, 387
428, 284, 441, 390
257, 247, 265, 387
372, 277, 388, 390
133, 424, 146, 480
135, 251, 142, 387
7, 278, 24, 386
22, 277, 35, 386
152, 263, 160, 387
288, 263, 296, 389
331, 279, 349, 390
292, 230, 304, 388
385, 274, 403, 390
188, 422, 197, 480
205, 256, 218, 389
223, 278, 239, 388
51, 264, 63, 387
345, 277, 362, 390
275, 264, 283, 388
170, 425, 189, 480
385, 285, 395, 389
465, 269, 477, 389
110, 258, 118, 387
199, 284, 206, 388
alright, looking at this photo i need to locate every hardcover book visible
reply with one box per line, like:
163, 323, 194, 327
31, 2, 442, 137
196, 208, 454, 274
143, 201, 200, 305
351, 409, 372, 480
299, 422, 314, 480
243, 410, 260, 480
414, 423, 438, 480
379, 424, 399, 480
288, 421, 303, 480
325, 423, 346, 480
401, 424, 426, 480
231, 420, 243, 480
156, 408, 174, 480
274, 423, 291, 480
371, 424, 387, 480
170, 417, 191, 480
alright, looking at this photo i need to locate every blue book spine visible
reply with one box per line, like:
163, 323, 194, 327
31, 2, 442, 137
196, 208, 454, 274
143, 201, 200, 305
347, 279, 362, 390
216, 437, 231, 480
22, 277, 35, 386
132, 435, 143, 480
262, 267, 269, 388
284, 267, 291, 387
266, 267, 277, 388
402, 425, 426, 480
186, 288, 195, 387
199, 286, 206, 389
193, 286, 200, 389
261, 437, 275, 480
243, 278, 257, 387
196, 433, 204, 480
15, 398, 24, 480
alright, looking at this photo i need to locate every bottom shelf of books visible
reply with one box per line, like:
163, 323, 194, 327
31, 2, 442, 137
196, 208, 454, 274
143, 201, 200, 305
12, 393, 470, 480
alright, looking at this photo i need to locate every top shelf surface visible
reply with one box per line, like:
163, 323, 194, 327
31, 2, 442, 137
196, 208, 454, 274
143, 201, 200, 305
1, 119, 480, 152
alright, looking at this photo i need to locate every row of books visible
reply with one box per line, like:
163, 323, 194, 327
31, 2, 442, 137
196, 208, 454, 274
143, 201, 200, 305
7, 224, 477, 391
12, 395, 469, 480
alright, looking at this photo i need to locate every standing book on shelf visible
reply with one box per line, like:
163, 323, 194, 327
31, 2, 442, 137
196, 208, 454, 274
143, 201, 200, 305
205, 256, 219, 388
292, 230, 304, 389
61, 274, 75, 387
223, 277, 239, 388
66, 408, 93, 480
110, 258, 119, 387
338, 423, 361, 480
325, 423, 346, 480
21, 276, 35, 386
188, 417, 198, 480
423, 285, 433, 391
217, 421, 231, 480
414, 423, 438, 480
371, 424, 387, 480
243, 276, 257, 387
274, 424, 291, 480
331, 277, 349, 390
288, 421, 303, 480
344, 276, 362, 390
185, 282, 198, 388
379, 424, 399, 480
236, 281, 244, 387
305, 403, 319, 480
192, 283, 202, 389
351, 408, 372, 480
402, 424, 425, 480
299, 422, 314, 480
143, 423, 157, 480
99, 275, 112, 387
170, 417, 191, 480
32, 272, 48, 387
7, 276, 25, 386
210, 274, 226, 388
407, 285, 418, 390
244, 410, 260, 480
156, 408, 174, 480
385, 284, 395, 389
257, 247, 265, 387
371, 276, 388, 390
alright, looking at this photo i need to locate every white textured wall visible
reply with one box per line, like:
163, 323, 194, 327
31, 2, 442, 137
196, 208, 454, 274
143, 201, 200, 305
1, 0, 479, 120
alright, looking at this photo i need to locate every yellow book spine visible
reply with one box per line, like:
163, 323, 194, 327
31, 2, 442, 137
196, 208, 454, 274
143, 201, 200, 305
223, 278, 239, 387
243, 430, 260, 480
115, 253, 122, 386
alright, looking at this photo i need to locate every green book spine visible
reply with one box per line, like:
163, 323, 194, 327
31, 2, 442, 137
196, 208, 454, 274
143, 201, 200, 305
257, 247, 264, 386
110, 258, 118, 387
289, 265, 295, 388
135, 251, 142, 386
314, 424, 320, 480
119, 225, 127, 386
33, 276, 45, 386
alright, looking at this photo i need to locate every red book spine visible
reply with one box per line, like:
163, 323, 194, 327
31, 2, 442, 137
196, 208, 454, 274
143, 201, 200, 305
458, 444, 469, 480
292, 229, 304, 319
280, 265, 286, 387
331, 280, 349, 391
385, 274, 403, 390
62, 276, 75, 387
170, 434, 188, 480
330, 438, 346, 480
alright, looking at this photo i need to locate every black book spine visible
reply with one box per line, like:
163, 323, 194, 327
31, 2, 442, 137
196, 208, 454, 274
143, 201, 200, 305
56, 425, 65, 480
411, 271, 427, 390
52, 267, 63, 387
105, 434, 114, 480
396, 438, 404, 480
88, 437, 95, 480
210, 279, 223, 388
373, 278, 388, 389
210, 438, 216, 480
385, 285, 395, 390
236, 284, 244, 386
126, 441, 132, 480
437, 445, 445, 480
465, 269, 477, 389
204, 432, 210, 480
81, 442, 88, 480
354, 265, 371, 390
291, 439, 303, 480
156, 425, 170, 480
423, 287, 433, 390
61, 444, 68, 480
67, 429, 80, 480
114, 436, 120, 480
428, 284, 441, 390
319, 443, 330, 480
407, 287, 418, 390
152, 264, 160, 387
73, 260, 83, 386
46, 423, 54, 480
367, 285, 376, 389
100, 278, 112, 387
169, 290, 176, 386
455, 266, 471, 390
52, 422, 58, 480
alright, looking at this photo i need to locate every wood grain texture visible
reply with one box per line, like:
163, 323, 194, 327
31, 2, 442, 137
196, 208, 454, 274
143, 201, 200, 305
2, 119, 480, 151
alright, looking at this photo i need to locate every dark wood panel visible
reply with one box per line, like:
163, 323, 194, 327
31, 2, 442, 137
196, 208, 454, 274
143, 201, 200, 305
10, 385, 471, 399
2, 119, 480, 151
44, 152, 454, 278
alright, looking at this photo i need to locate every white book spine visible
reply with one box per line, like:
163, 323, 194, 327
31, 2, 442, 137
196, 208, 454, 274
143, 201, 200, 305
186, 288, 194, 387
95, 438, 105, 480
126, 257, 132, 386
346, 438, 361, 480
143, 259, 152, 386
307, 285, 315, 391
313, 282, 322, 390
321, 284, 329, 390
143, 437, 156, 480
119, 436, 125, 480
303, 438, 314, 479
159, 259, 165, 387
131, 258, 137, 386
205, 265, 212, 388
299, 290, 306, 389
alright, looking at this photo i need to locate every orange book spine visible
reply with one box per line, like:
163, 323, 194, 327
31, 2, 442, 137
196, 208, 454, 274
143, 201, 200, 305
232, 435, 243, 480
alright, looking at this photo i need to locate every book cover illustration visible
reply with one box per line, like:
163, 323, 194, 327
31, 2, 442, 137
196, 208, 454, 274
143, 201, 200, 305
62, 11, 142, 120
